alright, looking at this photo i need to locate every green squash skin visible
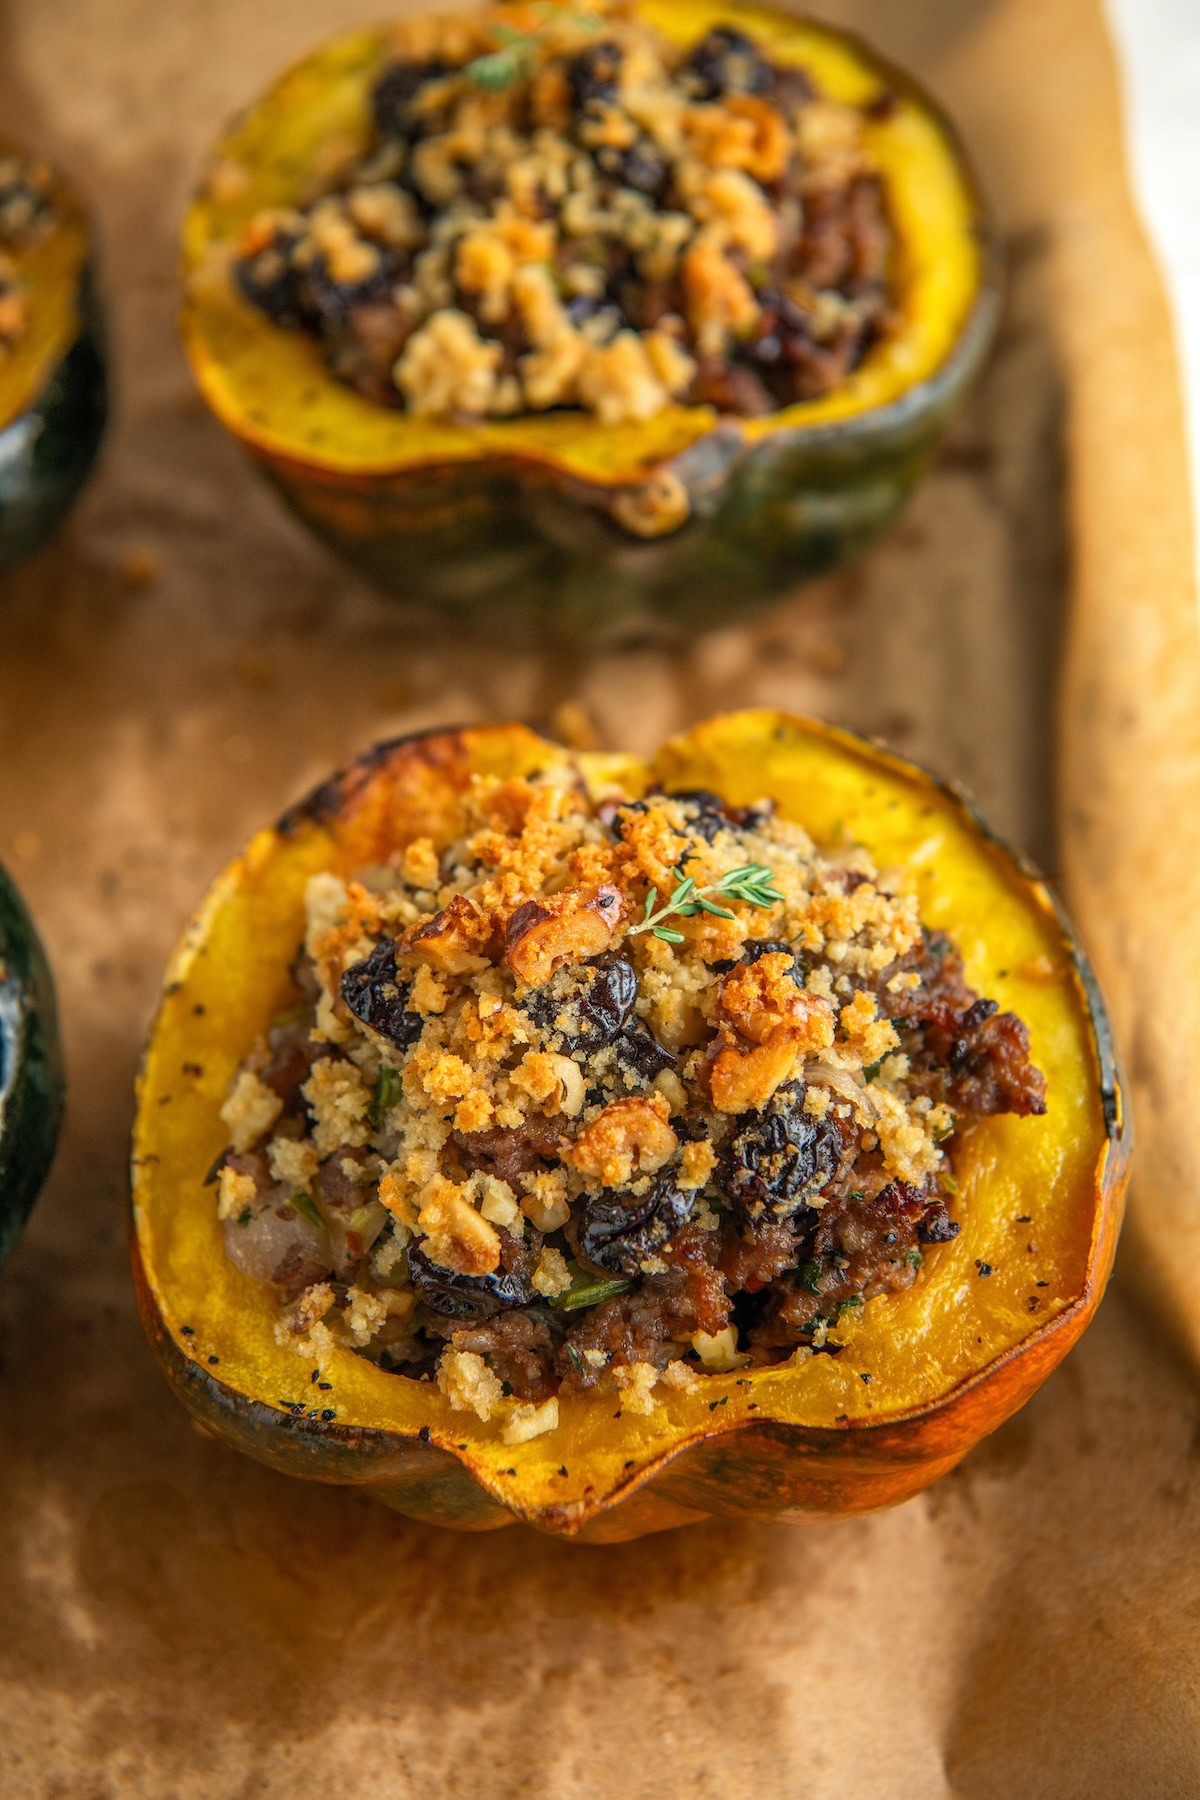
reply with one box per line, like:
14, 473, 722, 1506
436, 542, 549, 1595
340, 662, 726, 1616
258, 270, 999, 643
0, 864, 65, 1268
0, 266, 107, 574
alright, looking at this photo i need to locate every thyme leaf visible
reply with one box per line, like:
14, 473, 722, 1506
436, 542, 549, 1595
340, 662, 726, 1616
628, 861, 784, 944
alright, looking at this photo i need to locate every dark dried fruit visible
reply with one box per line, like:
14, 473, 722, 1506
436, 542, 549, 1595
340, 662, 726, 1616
567, 41, 623, 111
524, 956, 675, 1082
614, 788, 776, 847
613, 1018, 676, 1081
685, 28, 776, 100
575, 1179, 694, 1276
236, 235, 310, 328
666, 788, 737, 844
407, 1244, 534, 1319
740, 939, 804, 979
340, 940, 423, 1049
597, 140, 669, 198
304, 249, 397, 330
579, 956, 637, 1041
372, 59, 450, 141
724, 1083, 842, 1225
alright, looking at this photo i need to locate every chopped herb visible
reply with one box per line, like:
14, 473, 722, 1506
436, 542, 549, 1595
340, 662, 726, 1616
549, 1261, 633, 1312
566, 1344, 586, 1376
464, 4, 599, 89
975, 1261, 992, 1277
837, 1294, 864, 1314
208, 1355, 220, 1365
905, 1249, 924, 1270
272, 1004, 312, 1031
372, 1064, 404, 1125
860, 1372, 872, 1383
862, 1059, 885, 1083
288, 1187, 325, 1230
796, 1259, 823, 1294
942, 1173, 959, 1195
321, 1409, 336, 1421
318, 1381, 333, 1391
708, 1396, 729, 1411
236, 1206, 252, 1227
849, 1189, 865, 1201
629, 861, 785, 945
1016, 1215, 1032, 1223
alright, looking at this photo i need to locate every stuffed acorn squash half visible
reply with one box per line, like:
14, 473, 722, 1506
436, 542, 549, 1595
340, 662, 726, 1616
181, 1, 999, 640
132, 713, 1126, 1541
0, 143, 107, 572
0, 863, 65, 1268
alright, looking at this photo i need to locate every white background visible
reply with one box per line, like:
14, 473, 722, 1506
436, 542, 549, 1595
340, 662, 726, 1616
1105, 0, 1200, 593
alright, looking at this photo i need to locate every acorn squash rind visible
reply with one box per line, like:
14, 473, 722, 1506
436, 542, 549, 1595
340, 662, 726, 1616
131, 712, 1127, 1539
179, 3, 1001, 638
0, 141, 107, 572
0, 863, 65, 1268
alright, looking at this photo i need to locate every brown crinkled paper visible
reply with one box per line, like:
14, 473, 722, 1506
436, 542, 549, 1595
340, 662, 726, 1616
2, 0, 1199, 1793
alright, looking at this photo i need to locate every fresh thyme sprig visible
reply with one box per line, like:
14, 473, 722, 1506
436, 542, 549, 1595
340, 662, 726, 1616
628, 861, 785, 945
464, 3, 600, 89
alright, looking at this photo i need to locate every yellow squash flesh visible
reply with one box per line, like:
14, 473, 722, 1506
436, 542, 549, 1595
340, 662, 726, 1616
132, 713, 1127, 1540
0, 142, 90, 433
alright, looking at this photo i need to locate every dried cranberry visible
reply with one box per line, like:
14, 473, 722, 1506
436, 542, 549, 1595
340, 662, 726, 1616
340, 940, 423, 1049
724, 1083, 842, 1225
407, 1244, 534, 1319
575, 1179, 694, 1276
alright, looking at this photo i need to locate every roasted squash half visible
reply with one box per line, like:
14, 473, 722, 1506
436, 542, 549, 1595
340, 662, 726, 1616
131, 712, 1127, 1540
0, 140, 107, 573
0, 862, 64, 1268
180, 2, 999, 640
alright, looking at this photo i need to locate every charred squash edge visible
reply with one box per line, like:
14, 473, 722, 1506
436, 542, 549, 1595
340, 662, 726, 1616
0, 863, 65, 1269
131, 713, 1128, 1539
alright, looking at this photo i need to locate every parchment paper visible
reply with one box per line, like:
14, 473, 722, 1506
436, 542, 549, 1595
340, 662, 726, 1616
2, 1, 1199, 1795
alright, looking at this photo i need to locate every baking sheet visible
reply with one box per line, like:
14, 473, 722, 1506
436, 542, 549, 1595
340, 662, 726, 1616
2, 0, 1199, 1793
